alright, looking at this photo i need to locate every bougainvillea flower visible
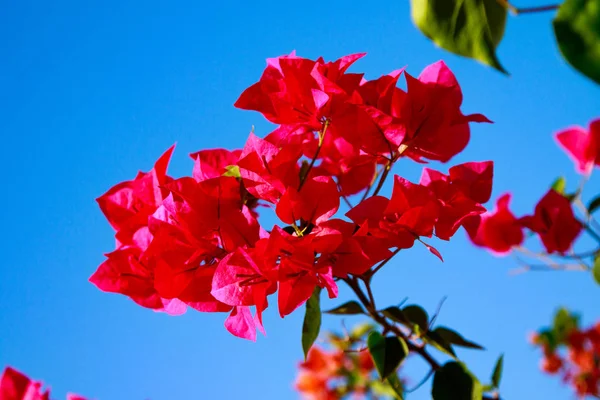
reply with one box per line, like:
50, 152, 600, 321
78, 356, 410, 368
90, 245, 187, 315
0, 367, 89, 400
346, 176, 439, 249
224, 305, 263, 342
189, 148, 242, 182
234, 52, 364, 129
276, 176, 340, 226
465, 193, 524, 255
0, 367, 50, 400
555, 118, 600, 174
237, 133, 302, 203
312, 134, 378, 196
520, 190, 582, 254
96, 145, 174, 247
164, 176, 261, 251
421, 161, 493, 240
401, 61, 491, 163
354, 69, 408, 149
265, 228, 338, 316
234, 53, 329, 129
211, 246, 276, 309
314, 219, 392, 277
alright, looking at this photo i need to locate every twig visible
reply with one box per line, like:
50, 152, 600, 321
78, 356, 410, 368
405, 369, 434, 393
496, 0, 559, 15
366, 248, 401, 280
429, 296, 448, 328
298, 120, 329, 190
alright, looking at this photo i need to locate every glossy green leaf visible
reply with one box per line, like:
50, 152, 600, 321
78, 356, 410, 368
382, 306, 410, 325
302, 287, 322, 360
324, 301, 366, 315
593, 254, 600, 285
588, 195, 600, 214
432, 361, 483, 400
434, 327, 485, 350
410, 0, 508, 72
491, 354, 504, 389
367, 331, 410, 380
425, 330, 457, 358
551, 176, 567, 194
402, 305, 429, 333
554, 0, 600, 85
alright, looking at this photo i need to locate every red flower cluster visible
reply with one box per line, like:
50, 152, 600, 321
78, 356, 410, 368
532, 322, 600, 398
92, 53, 492, 340
466, 188, 582, 256
466, 119, 598, 257
296, 346, 379, 400
0, 367, 86, 400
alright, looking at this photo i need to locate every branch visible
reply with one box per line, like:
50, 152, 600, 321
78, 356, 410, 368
343, 277, 503, 399
343, 277, 441, 370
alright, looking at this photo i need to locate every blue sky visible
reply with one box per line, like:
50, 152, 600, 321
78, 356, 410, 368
1, 1, 599, 399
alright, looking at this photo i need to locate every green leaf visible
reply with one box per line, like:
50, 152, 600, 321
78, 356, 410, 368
554, 0, 600, 85
382, 306, 410, 326
402, 305, 429, 333
434, 327, 485, 350
593, 254, 600, 285
386, 374, 405, 399
491, 354, 504, 389
371, 377, 404, 399
588, 195, 600, 214
551, 176, 567, 194
432, 361, 483, 400
302, 287, 322, 360
324, 301, 366, 315
425, 330, 457, 358
367, 331, 410, 380
552, 307, 579, 343
409, 0, 508, 73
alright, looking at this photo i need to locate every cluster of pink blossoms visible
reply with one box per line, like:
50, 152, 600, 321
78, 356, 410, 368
0, 367, 87, 400
91, 52, 494, 341
466, 118, 600, 256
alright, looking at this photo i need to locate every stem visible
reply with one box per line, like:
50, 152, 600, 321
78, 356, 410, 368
583, 223, 600, 244
405, 369, 434, 393
496, 0, 559, 14
359, 167, 380, 203
298, 120, 329, 190
366, 248, 401, 279
371, 159, 393, 197
364, 278, 377, 309
341, 194, 353, 209
516, 4, 559, 13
